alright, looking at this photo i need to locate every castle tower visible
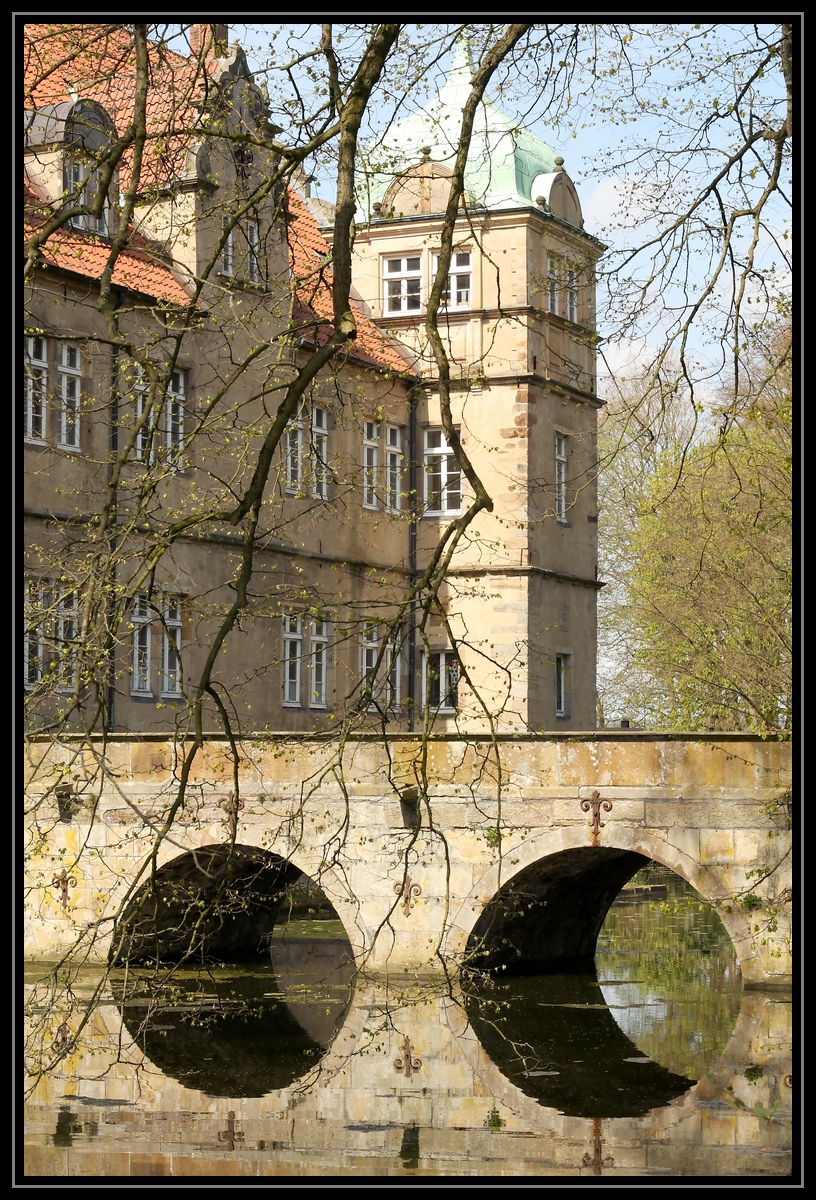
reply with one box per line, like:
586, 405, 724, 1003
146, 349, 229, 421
349, 40, 604, 730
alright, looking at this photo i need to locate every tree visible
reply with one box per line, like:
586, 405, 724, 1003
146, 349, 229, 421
613, 328, 791, 731
22, 21, 794, 1087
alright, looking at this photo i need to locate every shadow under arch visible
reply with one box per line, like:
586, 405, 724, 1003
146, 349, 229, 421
445, 827, 753, 979
110, 842, 351, 965
109, 842, 357, 1097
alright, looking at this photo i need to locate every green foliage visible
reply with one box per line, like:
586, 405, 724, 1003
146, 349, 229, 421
598, 327, 791, 731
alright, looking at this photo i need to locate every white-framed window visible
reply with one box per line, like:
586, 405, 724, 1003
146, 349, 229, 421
383, 255, 422, 314
385, 426, 402, 512
547, 254, 560, 315
555, 434, 568, 522
424, 428, 461, 515
24, 577, 46, 688
555, 653, 570, 717
361, 625, 379, 708
163, 368, 186, 463
131, 363, 154, 462
25, 577, 79, 693
385, 636, 401, 710
130, 592, 152, 695
53, 586, 78, 691
433, 250, 471, 309
221, 217, 234, 275
25, 335, 48, 443
284, 407, 302, 493
424, 650, 459, 713
565, 268, 578, 323
161, 595, 183, 696
309, 616, 329, 708
247, 219, 260, 284
64, 157, 109, 235
363, 421, 379, 508
283, 613, 303, 706
311, 406, 329, 499
131, 364, 185, 465
57, 343, 82, 451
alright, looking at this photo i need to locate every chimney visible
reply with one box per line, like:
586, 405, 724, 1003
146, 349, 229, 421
190, 24, 229, 57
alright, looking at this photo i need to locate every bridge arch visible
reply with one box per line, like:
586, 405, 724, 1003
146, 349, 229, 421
444, 826, 757, 982
109, 839, 361, 965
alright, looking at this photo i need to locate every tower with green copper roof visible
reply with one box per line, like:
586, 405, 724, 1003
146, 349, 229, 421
346, 33, 605, 732
357, 36, 584, 225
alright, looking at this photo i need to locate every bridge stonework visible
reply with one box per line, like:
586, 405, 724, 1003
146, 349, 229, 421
24, 733, 792, 988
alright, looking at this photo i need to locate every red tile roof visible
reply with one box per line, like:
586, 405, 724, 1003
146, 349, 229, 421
24, 24, 414, 375
24, 23, 223, 190
287, 190, 413, 375
24, 180, 194, 306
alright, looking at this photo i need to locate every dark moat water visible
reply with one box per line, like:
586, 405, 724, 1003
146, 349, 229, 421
24, 865, 792, 1178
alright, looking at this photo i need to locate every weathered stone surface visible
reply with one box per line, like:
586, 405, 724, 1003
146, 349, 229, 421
23, 734, 792, 986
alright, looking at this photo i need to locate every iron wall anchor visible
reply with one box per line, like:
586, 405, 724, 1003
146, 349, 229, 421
394, 874, 422, 916
218, 1111, 245, 1151
51, 869, 77, 915
581, 790, 612, 841
394, 1036, 422, 1078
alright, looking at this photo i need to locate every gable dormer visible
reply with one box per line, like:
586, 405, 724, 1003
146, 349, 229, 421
25, 98, 118, 236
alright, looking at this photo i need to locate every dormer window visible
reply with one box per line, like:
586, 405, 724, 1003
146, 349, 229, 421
64, 156, 110, 235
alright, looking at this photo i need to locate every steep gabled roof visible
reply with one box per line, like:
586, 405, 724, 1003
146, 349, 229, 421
24, 23, 230, 190
24, 179, 194, 306
24, 24, 414, 374
287, 189, 414, 376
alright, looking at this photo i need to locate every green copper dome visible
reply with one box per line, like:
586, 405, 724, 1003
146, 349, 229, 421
358, 37, 574, 220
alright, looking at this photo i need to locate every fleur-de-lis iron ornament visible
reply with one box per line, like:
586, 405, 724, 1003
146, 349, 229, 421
581, 790, 612, 841
394, 874, 422, 916
218, 1111, 245, 1151
582, 1118, 614, 1175
222, 791, 245, 840
394, 1036, 422, 1078
51, 869, 77, 915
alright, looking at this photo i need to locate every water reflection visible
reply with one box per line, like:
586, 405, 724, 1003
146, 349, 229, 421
113, 931, 354, 1098
23, 873, 793, 1178
466, 972, 694, 1118
597, 863, 743, 1081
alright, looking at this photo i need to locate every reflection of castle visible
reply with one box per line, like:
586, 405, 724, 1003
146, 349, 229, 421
24, 25, 602, 733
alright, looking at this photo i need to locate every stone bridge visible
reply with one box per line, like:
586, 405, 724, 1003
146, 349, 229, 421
24, 732, 792, 988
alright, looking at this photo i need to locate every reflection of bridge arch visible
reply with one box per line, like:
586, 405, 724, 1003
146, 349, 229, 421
444, 826, 757, 982
110, 838, 362, 965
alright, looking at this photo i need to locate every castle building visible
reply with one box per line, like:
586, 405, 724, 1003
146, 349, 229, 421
345, 40, 604, 729
23, 25, 602, 735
